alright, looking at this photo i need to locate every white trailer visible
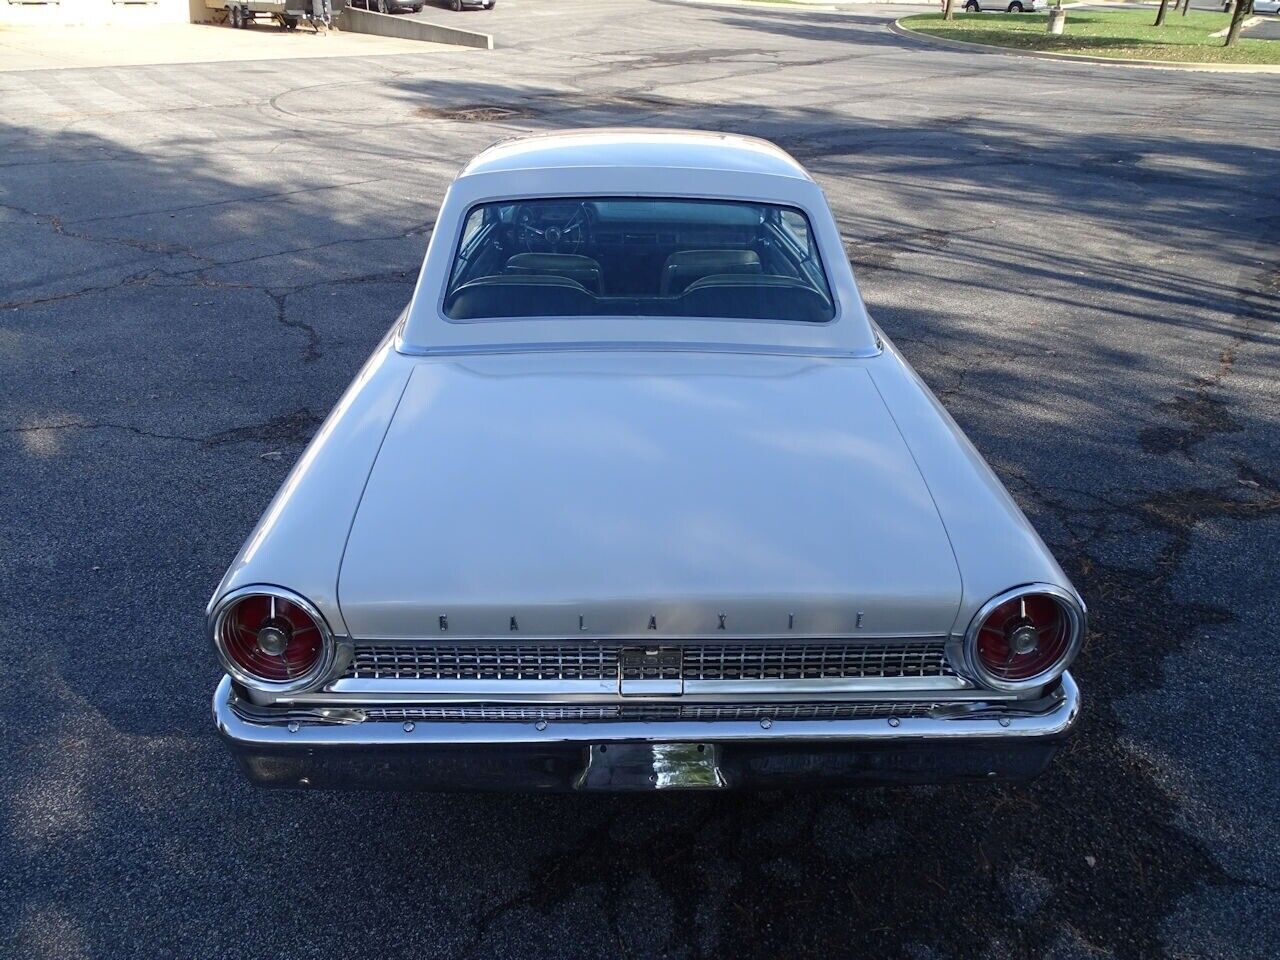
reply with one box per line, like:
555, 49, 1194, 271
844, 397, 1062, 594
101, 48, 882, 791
206, 0, 321, 31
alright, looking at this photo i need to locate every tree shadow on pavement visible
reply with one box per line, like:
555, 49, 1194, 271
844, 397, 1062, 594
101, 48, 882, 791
1, 66, 1277, 960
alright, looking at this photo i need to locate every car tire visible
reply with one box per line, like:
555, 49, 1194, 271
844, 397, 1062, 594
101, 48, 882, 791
451, 0, 461, 10
964, 0, 979, 9
1008, 1, 1023, 9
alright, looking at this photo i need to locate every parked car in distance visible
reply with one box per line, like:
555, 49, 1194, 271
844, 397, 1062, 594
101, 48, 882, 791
1250, 0, 1280, 13
209, 129, 1085, 793
347, 0, 422, 12
439, 0, 495, 10
963, 0, 1036, 10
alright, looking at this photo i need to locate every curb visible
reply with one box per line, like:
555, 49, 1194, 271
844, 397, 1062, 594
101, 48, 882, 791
888, 18, 1280, 72
670, 0, 936, 12
339, 7, 493, 49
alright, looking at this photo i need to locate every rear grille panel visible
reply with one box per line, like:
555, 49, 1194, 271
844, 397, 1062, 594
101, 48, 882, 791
347, 644, 620, 681
362, 702, 942, 723
681, 642, 952, 681
344, 639, 955, 683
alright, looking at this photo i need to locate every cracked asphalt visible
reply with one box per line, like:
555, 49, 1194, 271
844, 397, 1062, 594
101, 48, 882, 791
2, 2, 1278, 957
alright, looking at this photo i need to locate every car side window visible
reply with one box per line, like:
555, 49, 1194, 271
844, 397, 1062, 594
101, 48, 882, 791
777, 208, 828, 290
448, 209, 488, 289
460, 208, 484, 247
779, 209, 813, 256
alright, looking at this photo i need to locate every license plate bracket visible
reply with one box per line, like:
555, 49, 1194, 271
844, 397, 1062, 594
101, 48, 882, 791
575, 742, 727, 790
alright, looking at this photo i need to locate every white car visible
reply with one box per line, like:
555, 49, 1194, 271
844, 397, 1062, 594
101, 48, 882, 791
1250, 0, 1279, 13
210, 130, 1084, 792
962, 0, 1037, 10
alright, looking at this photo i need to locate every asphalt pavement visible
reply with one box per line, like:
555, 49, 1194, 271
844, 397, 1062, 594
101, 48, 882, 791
1, 1, 1278, 957
1245, 14, 1280, 39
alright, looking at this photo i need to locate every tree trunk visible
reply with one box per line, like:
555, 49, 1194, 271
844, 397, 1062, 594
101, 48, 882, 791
1224, 0, 1252, 44
1179, 0, 1190, 18
943, 0, 955, 20
1154, 0, 1171, 24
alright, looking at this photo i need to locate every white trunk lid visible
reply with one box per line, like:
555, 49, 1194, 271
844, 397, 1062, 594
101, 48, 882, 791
338, 353, 961, 639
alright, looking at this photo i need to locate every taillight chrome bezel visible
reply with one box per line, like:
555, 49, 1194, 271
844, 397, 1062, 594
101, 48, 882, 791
961, 583, 1086, 693
209, 585, 337, 694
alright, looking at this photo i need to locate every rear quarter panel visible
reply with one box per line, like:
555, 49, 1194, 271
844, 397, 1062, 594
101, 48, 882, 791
208, 322, 414, 637
867, 330, 1078, 636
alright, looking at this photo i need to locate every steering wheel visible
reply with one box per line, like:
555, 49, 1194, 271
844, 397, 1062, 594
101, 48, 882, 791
516, 203, 589, 254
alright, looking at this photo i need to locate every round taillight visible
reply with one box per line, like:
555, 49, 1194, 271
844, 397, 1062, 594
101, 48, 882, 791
211, 588, 333, 692
965, 585, 1084, 690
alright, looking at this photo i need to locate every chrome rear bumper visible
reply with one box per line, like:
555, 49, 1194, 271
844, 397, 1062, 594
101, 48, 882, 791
213, 673, 1080, 791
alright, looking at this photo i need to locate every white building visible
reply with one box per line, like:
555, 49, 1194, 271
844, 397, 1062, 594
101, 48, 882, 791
1, 0, 210, 27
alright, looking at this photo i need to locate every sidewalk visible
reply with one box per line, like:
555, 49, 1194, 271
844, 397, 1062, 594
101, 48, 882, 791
0, 21, 449, 71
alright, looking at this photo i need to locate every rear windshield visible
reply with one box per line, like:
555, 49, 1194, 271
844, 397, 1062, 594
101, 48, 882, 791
443, 198, 835, 324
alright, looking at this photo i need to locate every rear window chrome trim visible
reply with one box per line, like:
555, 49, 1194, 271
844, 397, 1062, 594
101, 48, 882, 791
436, 195, 841, 326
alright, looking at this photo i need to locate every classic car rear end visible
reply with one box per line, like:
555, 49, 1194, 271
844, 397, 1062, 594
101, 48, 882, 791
209, 130, 1083, 791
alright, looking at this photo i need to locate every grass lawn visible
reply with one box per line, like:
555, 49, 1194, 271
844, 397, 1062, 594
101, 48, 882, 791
900, 9, 1280, 64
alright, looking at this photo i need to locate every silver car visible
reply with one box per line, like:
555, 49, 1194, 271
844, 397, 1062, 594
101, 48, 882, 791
209, 130, 1084, 792
962, 0, 1037, 11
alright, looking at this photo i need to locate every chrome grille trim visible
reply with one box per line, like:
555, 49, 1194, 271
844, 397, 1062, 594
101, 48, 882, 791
680, 642, 952, 681
679, 702, 939, 721
361, 701, 942, 723
347, 644, 620, 681
344, 639, 956, 683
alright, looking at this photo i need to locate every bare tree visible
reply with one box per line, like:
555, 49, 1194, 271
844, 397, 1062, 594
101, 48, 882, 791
1154, 0, 1172, 24
943, 0, 956, 21
1224, 0, 1253, 44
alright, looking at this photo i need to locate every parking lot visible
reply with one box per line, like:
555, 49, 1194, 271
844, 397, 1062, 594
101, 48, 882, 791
1, 0, 1278, 956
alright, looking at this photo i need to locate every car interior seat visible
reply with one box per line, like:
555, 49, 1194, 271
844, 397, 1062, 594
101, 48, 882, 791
678, 274, 832, 323
505, 253, 604, 294
659, 249, 762, 296
446, 274, 597, 320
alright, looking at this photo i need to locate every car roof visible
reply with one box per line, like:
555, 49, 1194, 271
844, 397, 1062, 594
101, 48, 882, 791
458, 129, 813, 182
